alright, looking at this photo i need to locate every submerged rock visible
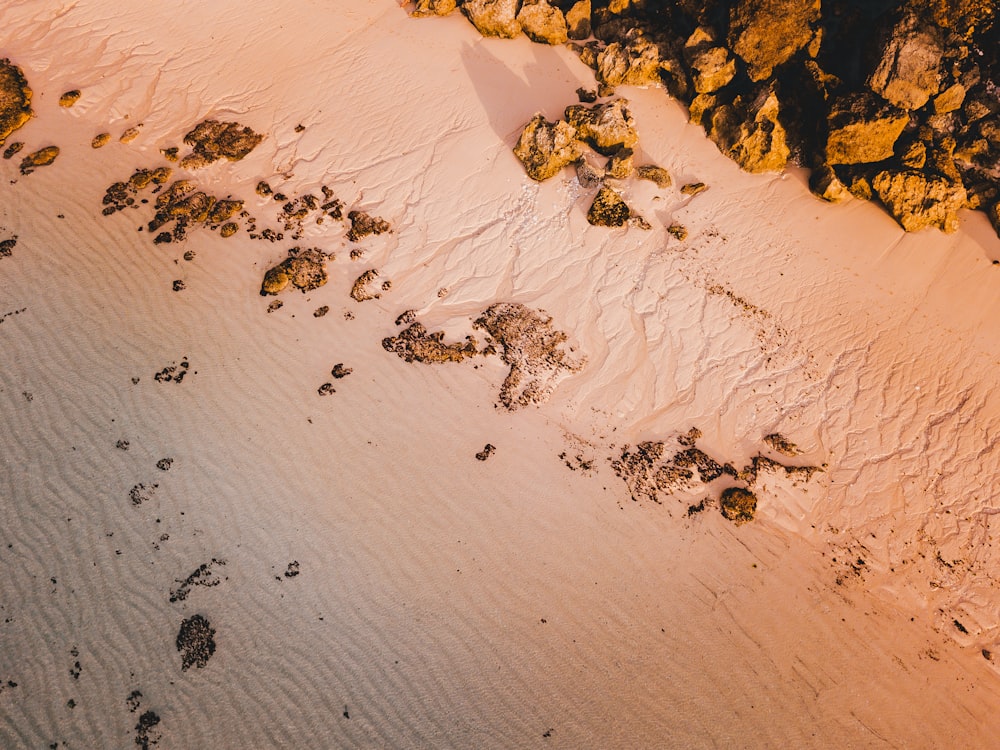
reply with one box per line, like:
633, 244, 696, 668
0, 59, 31, 146
728, 0, 820, 82
825, 93, 908, 165
517, 0, 568, 45
513, 114, 583, 181
462, 0, 521, 38
564, 98, 638, 155
872, 169, 968, 233
587, 185, 632, 226
473, 302, 584, 410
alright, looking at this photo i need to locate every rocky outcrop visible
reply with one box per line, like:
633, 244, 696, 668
513, 114, 583, 181
462, 0, 521, 38
0, 59, 31, 146
517, 0, 568, 44
564, 98, 638, 155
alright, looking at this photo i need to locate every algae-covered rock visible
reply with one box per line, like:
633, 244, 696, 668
564, 98, 638, 155
19, 146, 59, 175
462, 0, 521, 38
719, 486, 757, 524
707, 87, 789, 173
517, 0, 568, 44
565, 0, 591, 40
513, 114, 583, 181
180, 119, 263, 168
261, 248, 331, 295
868, 13, 944, 111
825, 93, 908, 165
587, 185, 631, 226
0, 59, 31, 147
728, 0, 820, 81
872, 169, 967, 233
595, 29, 661, 87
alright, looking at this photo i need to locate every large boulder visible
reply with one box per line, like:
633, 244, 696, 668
462, 0, 521, 39
868, 14, 945, 111
825, 93, 909, 165
513, 114, 583, 181
872, 169, 968, 233
517, 0, 568, 44
564, 98, 638, 155
728, 0, 820, 82
595, 29, 662, 87
707, 87, 790, 173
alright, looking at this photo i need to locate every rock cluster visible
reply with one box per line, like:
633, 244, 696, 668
412, 0, 1000, 236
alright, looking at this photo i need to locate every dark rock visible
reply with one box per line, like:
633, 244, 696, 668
587, 185, 631, 226
0, 59, 31, 146
719, 486, 757, 524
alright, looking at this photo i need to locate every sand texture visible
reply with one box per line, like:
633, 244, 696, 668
1, 1, 1000, 748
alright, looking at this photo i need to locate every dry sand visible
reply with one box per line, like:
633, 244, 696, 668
2, 1, 1000, 747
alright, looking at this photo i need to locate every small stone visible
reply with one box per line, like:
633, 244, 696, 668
412, 0, 458, 15
19, 146, 59, 175
91, 133, 110, 148
2, 141, 22, 159
636, 164, 671, 187
313, 305, 330, 318
58, 90, 81, 107
119, 125, 142, 143
587, 186, 631, 227
476, 444, 496, 461
172, 280, 185, 292
576, 87, 597, 104
680, 182, 708, 196
331, 363, 352, 379
667, 224, 687, 240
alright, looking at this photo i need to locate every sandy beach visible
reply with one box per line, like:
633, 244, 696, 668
2, 1, 1000, 747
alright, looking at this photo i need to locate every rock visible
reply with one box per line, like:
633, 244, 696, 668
575, 158, 604, 188
707, 87, 790, 173
411, 0, 457, 16
636, 164, 671, 187
180, 119, 263, 168
667, 224, 688, 240
0, 59, 31, 146
595, 29, 661, 87
351, 269, 383, 301
872, 170, 968, 233
587, 185, 631, 226
825, 93, 908, 165
868, 14, 944, 111
176, 614, 216, 671
382, 322, 479, 363
809, 165, 851, 203
565, 0, 591, 40
91, 133, 110, 148
719, 486, 757, 524
605, 147, 634, 178
681, 182, 708, 196
517, 0, 568, 45
260, 248, 330, 295
564, 98, 638, 155
987, 201, 1000, 236
19, 146, 59, 175
462, 0, 521, 39
513, 114, 583, 181
900, 140, 927, 169
690, 47, 735, 94
728, 0, 820, 82
688, 93, 717, 126
934, 83, 966, 114
347, 210, 390, 241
